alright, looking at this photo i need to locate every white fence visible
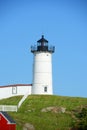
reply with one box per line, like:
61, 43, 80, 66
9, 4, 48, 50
0, 93, 29, 112
18, 92, 29, 108
0, 105, 17, 112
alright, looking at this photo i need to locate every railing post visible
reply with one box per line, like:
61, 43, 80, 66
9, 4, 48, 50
3, 105, 4, 111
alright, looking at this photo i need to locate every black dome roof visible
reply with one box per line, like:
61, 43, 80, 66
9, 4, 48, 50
37, 35, 48, 43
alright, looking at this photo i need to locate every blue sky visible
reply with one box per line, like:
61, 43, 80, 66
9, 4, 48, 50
0, 0, 87, 97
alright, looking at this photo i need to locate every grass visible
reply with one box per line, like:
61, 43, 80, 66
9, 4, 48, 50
0, 95, 87, 130
0, 96, 22, 105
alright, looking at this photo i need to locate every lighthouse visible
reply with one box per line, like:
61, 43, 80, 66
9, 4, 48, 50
31, 35, 55, 95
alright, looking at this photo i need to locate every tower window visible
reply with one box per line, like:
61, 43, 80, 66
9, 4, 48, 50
44, 86, 47, 92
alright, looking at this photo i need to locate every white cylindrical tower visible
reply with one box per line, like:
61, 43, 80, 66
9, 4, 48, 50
31, 35, 55, 95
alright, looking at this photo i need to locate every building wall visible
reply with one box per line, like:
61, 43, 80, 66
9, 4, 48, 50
0, 113, 16, 130
32, 52, 53, 95
0, 85, 32, 99
8, 124, 16, 130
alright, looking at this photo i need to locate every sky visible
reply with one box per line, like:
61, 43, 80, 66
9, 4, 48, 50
0, 0, 87, 97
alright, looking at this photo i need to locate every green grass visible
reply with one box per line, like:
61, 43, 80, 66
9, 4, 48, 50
0, 95, 87, 130
0, 96, 22, 105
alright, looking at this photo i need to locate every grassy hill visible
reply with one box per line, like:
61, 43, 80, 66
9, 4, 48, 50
0, 95, 87, 130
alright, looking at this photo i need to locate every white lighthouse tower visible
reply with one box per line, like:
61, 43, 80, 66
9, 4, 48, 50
31, 35, 55, 95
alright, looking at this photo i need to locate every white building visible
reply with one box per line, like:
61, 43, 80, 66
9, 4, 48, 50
31, 35, 55, 95
0, 35, 55, 99
0, 84, 32, 99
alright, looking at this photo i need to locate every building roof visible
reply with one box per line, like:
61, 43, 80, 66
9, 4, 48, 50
0, 84, 32, 88
37, 35, 48, 43
0, 111, 16, 124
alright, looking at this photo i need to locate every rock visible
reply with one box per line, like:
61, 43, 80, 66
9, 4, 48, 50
41, 107, 54, 112
23, 123, 35, 130
61, 107, 66, 113
41, 106, 66, 113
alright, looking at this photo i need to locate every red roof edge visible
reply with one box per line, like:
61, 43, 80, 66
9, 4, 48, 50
0, 84, 32, 88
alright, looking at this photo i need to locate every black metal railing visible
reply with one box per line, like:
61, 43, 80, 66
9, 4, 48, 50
31, 45, 55, 53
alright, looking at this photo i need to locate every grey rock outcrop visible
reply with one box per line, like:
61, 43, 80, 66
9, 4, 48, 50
41, 106, 66, 113
23, 123, 35, 130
